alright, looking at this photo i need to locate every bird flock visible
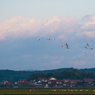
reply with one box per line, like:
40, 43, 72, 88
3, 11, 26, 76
37, 38, 55, 41
36, 38, 93, 53
85, 43, 93, 50
82, 43, 93, 53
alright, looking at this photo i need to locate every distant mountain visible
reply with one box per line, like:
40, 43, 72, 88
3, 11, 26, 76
0, 67, 95, 81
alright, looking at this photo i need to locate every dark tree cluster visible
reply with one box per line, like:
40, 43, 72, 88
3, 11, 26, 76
29, 70, 95, 80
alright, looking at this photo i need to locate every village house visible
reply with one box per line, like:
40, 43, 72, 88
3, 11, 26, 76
84, 78, 94, 84
83, 78, 94, 87
17, 79, 27, 87
1, 80, 8, 85
23, 80, 35, 87
1, 80, 14, 87
38, 78, 48, 87
18, 79, 27, 83
51, 80, 64, 87
47, 77, 57, 87
63, 79, 70, 87
69, 79, 83, 87
0, 77, 95, 88
13, 81, 19, 88
38, 78, 48, 82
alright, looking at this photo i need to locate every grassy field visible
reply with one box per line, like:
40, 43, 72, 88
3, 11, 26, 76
0, 88, 95, 95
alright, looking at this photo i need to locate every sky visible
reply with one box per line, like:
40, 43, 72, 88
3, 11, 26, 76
0, 0, 95, 71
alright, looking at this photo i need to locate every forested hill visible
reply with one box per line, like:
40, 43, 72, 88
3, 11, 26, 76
0, 70, 34, 81
1, 67, 95, 81
38, 67, 95, 74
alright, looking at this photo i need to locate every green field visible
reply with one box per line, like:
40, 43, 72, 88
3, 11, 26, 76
0, 88, 95, 95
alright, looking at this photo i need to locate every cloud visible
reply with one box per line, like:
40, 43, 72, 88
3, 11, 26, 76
72, 61, 87, 66
50, 60, 61, 65
44, 60, 60, 66
77, 15, 95, 38
44, 55, 64, 60
0, 15, 95, 40
10, 54, 32, 62
0, 15, 78, 40
22, 54, 32, 58
44, 55, 58, 59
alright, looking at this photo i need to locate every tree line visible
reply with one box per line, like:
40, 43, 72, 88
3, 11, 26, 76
29, 70, 95, 80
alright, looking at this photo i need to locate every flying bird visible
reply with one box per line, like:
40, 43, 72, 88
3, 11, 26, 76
65, 43, 69, 49
52, 38, 55, 40
90, 48, 93, 50
66, 45, 69, 49
37, 38, 40, 41
86, 43, 89, 46
82, 51, 85, 53
47, 39, 51, 40
60, 45, 63, 47
65, 43, 68, 46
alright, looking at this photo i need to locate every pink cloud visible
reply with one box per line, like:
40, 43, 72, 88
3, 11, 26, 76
0, 15, 95, 40
57, 35, 67, 41
77, 15, 95, 38
0, 15, 78, 40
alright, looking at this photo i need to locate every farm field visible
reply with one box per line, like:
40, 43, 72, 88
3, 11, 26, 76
0, 88, 95, 95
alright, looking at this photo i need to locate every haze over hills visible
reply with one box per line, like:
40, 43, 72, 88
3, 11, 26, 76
24, 69, 35, 71
25, 67, 95, 73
